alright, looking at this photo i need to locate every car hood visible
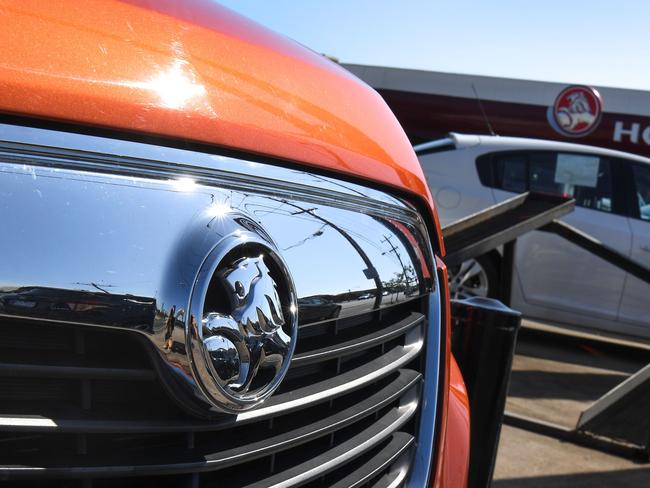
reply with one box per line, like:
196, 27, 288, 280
0, 0, 439, 231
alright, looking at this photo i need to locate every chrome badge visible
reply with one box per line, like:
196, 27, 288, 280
187, 234, 298, 413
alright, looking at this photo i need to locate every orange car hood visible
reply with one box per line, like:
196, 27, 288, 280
0, 0, 439, 232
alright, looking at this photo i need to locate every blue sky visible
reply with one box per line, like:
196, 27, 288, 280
219, 1, 649, 91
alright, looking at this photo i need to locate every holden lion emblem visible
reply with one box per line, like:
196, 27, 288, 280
549, 85, 603, 137
188, 238, 298, 413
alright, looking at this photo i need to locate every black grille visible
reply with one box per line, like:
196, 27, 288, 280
0, 297, 429, 487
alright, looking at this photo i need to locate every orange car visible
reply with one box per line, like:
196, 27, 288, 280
0, 1, 469, 486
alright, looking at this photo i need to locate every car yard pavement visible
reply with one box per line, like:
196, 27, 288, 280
493, 326, 650, 486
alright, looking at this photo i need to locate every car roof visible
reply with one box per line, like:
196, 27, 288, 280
414, 133, 650, 166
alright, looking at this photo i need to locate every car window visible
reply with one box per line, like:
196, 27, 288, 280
632, 164, 650, 221
529, 152, 613, 213
495, 154, 526, 192
492, 151, 613, 213
528, 152, 561, 193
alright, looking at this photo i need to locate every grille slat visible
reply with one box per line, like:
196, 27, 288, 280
328, 433, 414, 488
370, 449, 415, 488
242, 397, 419, 488
240, 336, 423, 423
0, 363, 155, 381
292, 312, 424, 366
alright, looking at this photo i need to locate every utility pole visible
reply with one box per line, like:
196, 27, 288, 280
281, 200, 384, 309
381, 234, 412, 301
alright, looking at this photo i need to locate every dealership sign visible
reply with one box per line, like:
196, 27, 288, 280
548, 85, 650, 149
548, 85, 603, 137
348, 64, 650, 159
612, 121, 650, 145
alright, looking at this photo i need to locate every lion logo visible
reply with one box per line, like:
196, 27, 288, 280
201, 255, 293, 397
549, 85, 603, 137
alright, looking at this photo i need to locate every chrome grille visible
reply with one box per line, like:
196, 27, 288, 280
0, 125, 440, 487
0, 297, 429, 487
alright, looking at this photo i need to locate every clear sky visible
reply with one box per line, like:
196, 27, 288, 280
219, 0, 650, 91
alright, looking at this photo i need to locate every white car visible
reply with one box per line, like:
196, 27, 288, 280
417, 134, 650, 339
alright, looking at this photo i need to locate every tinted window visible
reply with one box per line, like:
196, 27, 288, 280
632, 165, 650, 221
495, 154, 526, 192
528, 152, 561, 193
492, 151, 613, 213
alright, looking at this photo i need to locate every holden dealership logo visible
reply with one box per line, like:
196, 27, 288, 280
548, 85, 603, 137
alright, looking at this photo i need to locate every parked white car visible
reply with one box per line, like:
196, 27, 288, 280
417, 134, 650, 339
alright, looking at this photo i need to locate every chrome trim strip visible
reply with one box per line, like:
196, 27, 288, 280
292, 312, 424, 365
407, 285, 442, 487
372, 454, 412, 488
0, 123, 420, 223
0, 417, 57, 428
329, 435, 414, 488
237, 328, 423, 422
